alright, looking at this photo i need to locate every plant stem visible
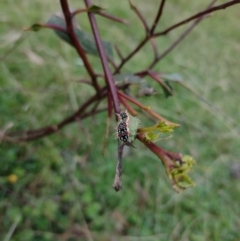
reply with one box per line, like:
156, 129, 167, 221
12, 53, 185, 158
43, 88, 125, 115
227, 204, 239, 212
154, 0, 239, 37
148, 0, 217, 69
60, 0, 100, 93
150, 0, 166, 33
84, 0, 120, 114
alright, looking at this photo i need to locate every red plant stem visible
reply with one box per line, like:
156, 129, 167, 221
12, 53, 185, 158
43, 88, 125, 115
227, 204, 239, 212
137, 133, 165, 159
72, 8, 88, 17
118, 93, 138, 116
150, 37, 158, 59
130, 1, 149, 33
113, 37, 148, 74
84, 0, 120, 114
114, 0, 239, 73
150, 0, 166, 33
43, 24, 67, 33
114, 45, 124, 60
72, 8, 129, 25
113, 0, 166, 73
6, 91, 107, 142
118, 91, 179, 126
117, 91, 147, 110
148, 0, 217, 69
60, 0, 100, 93
97, 11, 129, 25
154, 0, 239, 37
147, 70, 173, 94
137, 133, 181, 161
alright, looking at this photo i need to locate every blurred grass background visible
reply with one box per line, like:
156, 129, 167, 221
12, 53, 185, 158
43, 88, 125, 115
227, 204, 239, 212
1, 0, 240, 240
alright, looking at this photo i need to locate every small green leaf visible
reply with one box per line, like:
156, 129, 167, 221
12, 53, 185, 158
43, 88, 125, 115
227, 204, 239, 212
144, 132, 160, 142
114, 73, 144, 85
88, 5, 104, 13
127, 114, 140, 142
161, 73, 183, 82
114, 73, 156, 96
128, 0, 137, 11
159, 73, 183, 98
24, 23, 44, 32
47, 15, 113, 58
169, 155, 196, 191
162, 80, 173, 98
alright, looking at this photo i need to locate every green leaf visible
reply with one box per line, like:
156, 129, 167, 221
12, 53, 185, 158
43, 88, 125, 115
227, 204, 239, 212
162, 80, 173, 98
127, 114, 140, 142
114, 73, 156, 96
128, 0, 137, 11
24, 23, 44, 32
159, 73, 183, 98
160, 73, 183, 82
114, 73, 143, 85
88, 5, 104, 13
47, 15, 113, 58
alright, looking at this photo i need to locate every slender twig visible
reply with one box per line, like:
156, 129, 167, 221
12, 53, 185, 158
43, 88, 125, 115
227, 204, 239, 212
113, 37, 148, 74
147, 71, 173, 94
113, 0, 166, 73
129, 1, 160, 60
150, 0, 166, 33
74, 79, 93, 86
72, 8, 129, 25
60, 0, 100, 93
72, 8, 88, 17
118, 91, 179, 126
113, 142, 124, 191
118, 93, 138, 116
107, 55, 118, 71
154, 0, 239, 37
129, 0, 149, 33
149, 37, 158, 60
42, 23, 67, 33
148, 0, 217, 69
84, 0, 120, 114
4, 90, 107, 142
3, 107, 107, 142
97, 11, 129, 25
114, 45, 124, 61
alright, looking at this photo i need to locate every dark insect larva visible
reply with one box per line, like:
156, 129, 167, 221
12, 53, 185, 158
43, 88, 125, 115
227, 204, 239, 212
116, 120, 129, 143
117, 110, 129, 122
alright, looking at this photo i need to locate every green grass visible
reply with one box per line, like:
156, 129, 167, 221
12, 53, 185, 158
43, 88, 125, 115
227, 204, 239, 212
1, 0, 240, 240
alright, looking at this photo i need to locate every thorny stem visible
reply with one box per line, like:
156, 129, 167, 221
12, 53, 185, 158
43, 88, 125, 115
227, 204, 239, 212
60, 0, 100, 93
154, 0, 240, 37
84, 0, 120, 114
